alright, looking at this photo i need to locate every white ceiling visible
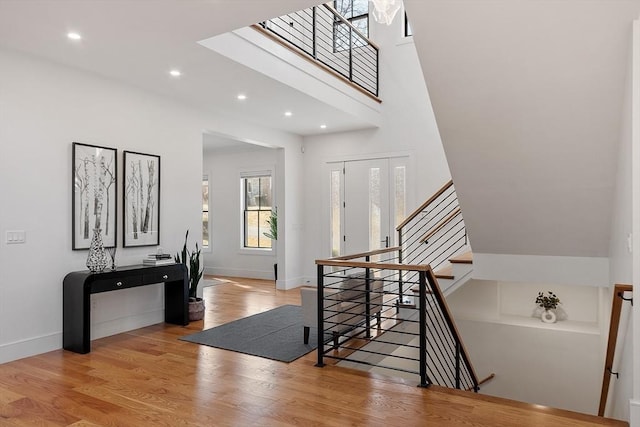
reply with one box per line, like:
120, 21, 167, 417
203, 132, 274, 154
405, 0, 640, 257
0, 0, 369, 136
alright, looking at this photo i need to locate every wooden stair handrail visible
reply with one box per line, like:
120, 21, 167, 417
467, 373, 495, 391
598, 284, 633, 417
397, 180, 454, 231
329, 246, 400, 261
419, 208, 462, 244
316, 258, 431, 272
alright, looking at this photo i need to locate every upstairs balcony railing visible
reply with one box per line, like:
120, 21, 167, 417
258, 3, 379, 97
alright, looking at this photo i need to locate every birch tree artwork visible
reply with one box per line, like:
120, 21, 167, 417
72, 143, 117, 250
123, 151, 160, 247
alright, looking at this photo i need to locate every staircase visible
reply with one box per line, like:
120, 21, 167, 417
397, 180, 474, 302
432, 251, 473, 295
315, 179, 483, 391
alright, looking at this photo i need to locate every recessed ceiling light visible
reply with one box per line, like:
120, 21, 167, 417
237, 94, 247, 100
169, 69, 182, 77
320, 124, 327, 129
284, 111, 293, 117
67, 32, 82, 40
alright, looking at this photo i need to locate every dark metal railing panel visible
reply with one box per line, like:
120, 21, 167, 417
259, 4, 379, 97
316, 250, 479, 392
398, 182, 468, 274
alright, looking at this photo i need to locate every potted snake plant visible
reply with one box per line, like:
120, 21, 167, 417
175, 230, 204, 321
263, 207, 277, 280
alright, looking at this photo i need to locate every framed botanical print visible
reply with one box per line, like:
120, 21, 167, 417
123, 151, 160, 247
72, 142, 117, 250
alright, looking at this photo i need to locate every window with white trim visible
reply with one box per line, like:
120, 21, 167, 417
202, 175, 210, 249
241, 173, 273, 249
334, 0, 369, 51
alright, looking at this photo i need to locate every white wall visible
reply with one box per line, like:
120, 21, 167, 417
631, 19, 640, 427
609, 303, 635, 421
448, 280, 604, 414
607, 22, 635, 423
300, 19, 451, 282
473, 254, 610, 288
0, 47, 305, 362
202, 145, 278, 280
456, 319, 602, 415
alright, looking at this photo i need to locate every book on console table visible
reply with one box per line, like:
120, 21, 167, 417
143, 258, 175, 266
148, 253, 172, 260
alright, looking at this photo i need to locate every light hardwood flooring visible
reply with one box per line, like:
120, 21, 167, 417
0, 276, 627, 426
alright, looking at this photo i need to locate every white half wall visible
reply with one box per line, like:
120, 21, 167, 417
448, 280, 605, 415
455, 318, 602, 415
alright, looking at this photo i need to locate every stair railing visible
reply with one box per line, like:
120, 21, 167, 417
255, 3, 379, 97
315, 248, 479, 391
396, 180, 467, 301
598, 284, 633, 416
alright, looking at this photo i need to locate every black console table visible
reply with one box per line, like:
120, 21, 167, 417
63, 263, 189, 354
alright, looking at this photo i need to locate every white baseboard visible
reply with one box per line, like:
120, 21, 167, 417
276, 276, 307, 290
204, 266, 273, 280
0, 332, 61, 364
302, 276, 316, 286
630, 399, 640, 427
0, 309, 168, 364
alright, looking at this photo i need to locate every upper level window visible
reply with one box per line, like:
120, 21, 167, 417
334, 0, 369, 51
242, 174, 273, 249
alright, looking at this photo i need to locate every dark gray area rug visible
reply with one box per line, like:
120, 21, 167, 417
180, 305, 318, 363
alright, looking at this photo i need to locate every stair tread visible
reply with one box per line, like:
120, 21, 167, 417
434, 265, 454, 280
429, 385, 627, 426
450, 251, 473, 264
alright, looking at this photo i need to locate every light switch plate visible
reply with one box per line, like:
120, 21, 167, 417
6, 230, 26, 244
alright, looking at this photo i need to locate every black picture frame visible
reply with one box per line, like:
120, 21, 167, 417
123, 150, 160, 247
72, 142, 117, 250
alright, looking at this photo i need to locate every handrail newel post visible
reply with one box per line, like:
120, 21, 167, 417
398, 231, 404, 306
365, 257, 371, 339
418, 270, 429, 388
312, 7, 317, 59
348, 27, 353, 82
316, 264, 325, 367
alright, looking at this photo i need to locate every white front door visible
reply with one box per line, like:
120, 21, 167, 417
327, 157, 408, 258
344, 158, 391, 255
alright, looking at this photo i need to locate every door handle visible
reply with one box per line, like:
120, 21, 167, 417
381, 236, 389, 248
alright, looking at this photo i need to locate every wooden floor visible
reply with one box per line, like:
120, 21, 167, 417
0, 277, 627, 426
